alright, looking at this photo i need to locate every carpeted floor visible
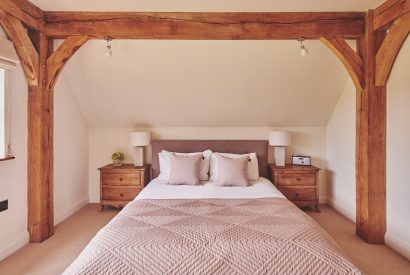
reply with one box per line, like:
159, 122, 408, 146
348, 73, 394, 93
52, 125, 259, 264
0, 204, 409, 275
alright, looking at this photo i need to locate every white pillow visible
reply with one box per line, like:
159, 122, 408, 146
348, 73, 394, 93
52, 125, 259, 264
209, 152, 259, 181
158, 150, 212, 181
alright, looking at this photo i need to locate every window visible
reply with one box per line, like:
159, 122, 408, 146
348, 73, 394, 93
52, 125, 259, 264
0, 68, 5, 158
0, 36, 19, 159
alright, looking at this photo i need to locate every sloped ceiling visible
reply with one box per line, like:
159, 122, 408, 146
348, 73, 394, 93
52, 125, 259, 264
58, 40, 352, 127
31, 0, 384, 12
34, 0, 384, 127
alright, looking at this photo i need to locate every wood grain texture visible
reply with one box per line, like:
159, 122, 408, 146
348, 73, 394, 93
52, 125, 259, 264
374, 0, 410, 30
0, 10, 39, 86
269, 165, 320, 212
0, 0, 44, 30
44, 12, 365, 39
98, 164, 150, 212
320, 36, 364, 90
47, 36, 90, 90
375, 12, 410, 86
356, 10, 387, 244
27, 31, 54, 243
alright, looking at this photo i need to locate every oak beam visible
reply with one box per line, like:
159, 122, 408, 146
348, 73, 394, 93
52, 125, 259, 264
375, 12, 410, 86
0, 0, 44, 30
44, 12, 365, 39
374, 0, 410, 30
320, 36, 364, 90
356, 10, 387, 244
47, 36, 90, 90
0, 10, 39, 86
27, 31, 54, 243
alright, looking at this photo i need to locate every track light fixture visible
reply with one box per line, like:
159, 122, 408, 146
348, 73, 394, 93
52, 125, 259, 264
298, 38, 308, 57
104, 36, 113, 57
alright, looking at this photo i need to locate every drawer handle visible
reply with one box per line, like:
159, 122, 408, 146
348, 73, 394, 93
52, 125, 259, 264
120, 193, 124, 197
119, 178, 123, 181
296, 178, 301, 181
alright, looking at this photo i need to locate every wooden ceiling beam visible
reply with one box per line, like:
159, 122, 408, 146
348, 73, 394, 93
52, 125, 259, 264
320, 36, 364, 90
374, 0, 410, 30
0, 0, 44, 30
47, 36, 90, 90
44, 12, 365, 39
0, 10, 39, 86
375, 12, 410, 86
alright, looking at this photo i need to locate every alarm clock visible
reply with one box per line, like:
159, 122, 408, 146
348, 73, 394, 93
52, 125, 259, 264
292, 155, 311, 166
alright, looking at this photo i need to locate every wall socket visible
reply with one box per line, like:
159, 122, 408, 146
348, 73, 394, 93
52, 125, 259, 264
0, 200, 8, 212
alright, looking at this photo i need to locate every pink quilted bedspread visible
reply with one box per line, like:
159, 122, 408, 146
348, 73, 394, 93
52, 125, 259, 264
64, 198, 361, 274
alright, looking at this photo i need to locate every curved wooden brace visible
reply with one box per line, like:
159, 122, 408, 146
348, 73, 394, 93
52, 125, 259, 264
47, 36, 90, 90
374, 0, 410, 30
320, 36, 364, 90
0, 9, 38, 86
375, 12, 410, 86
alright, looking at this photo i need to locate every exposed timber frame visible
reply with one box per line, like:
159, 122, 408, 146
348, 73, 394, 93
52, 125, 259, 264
0, 0, 408, 244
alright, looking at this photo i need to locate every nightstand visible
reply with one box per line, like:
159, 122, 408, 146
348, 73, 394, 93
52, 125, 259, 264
269, 164, 321, 212
98, 164, 150, 211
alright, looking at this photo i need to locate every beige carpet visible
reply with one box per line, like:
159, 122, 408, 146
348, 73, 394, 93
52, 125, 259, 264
0, 204, 409, 275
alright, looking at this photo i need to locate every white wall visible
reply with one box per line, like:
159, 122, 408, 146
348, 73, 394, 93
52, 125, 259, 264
326, 80, 356, 222
89, 127, 328, 202
0, 64, 29, 261
385, 37, 410, 260
54, 76, 89, 225
0, 29, 90, 260
326, 38, 410, 260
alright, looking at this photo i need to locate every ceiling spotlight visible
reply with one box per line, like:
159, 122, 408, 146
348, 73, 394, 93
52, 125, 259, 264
104, 36, 112, 57
298, 38, 308, 57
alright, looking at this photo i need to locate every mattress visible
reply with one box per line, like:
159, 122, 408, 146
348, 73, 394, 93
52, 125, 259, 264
64, 178, 361, 274
137, 177, 286, 200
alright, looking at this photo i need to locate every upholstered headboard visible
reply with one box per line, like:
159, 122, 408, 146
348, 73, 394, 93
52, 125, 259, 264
151, 140, 269, 179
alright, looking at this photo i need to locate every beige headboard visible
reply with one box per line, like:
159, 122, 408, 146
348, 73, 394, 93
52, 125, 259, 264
151, 140, 269, 179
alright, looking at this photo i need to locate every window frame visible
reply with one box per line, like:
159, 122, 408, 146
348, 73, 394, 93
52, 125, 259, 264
0, 68, 13, 161
0, 68, 5, 158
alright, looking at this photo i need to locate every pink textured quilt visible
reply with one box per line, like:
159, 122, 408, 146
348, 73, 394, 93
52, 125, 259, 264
64, 198, 361, 274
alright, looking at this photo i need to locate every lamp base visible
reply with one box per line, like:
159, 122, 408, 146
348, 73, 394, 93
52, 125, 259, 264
274, 146, 286, 167
133, 147, 145, 167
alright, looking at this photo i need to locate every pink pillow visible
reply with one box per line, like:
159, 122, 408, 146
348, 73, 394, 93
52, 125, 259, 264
216, 154, 249, 187
168, 154, 202, 185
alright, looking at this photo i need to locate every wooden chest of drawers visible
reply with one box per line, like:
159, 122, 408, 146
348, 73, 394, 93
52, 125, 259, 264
269, 164, 320, 212
98, 164, 150, 211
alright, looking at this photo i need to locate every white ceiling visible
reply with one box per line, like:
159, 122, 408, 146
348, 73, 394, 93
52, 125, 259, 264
31, 0, 378, 128
31, 0, 384, 12
57, 40, 351, 127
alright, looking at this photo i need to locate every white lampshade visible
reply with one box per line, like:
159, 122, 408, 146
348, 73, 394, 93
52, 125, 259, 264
129, 131, 151, 147
269, 131, 291, 146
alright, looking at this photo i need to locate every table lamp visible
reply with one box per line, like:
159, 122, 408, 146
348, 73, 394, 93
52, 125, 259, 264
269, 131, 291, 167
129, 131, 151, 166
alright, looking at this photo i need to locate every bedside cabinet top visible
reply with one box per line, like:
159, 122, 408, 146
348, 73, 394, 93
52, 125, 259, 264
98, 164, 151, 171
269, 164, 320, 172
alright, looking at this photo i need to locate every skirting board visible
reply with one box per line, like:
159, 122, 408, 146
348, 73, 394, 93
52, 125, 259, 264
385, 232, 410, 261
89, 195, 100, 203
326, 196, 355, 223
55, 197, 89, 225
0, 231, 29, 261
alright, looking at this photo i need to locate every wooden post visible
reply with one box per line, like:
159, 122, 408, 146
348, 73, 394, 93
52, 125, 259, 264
356, 10, 387, 244
27, 31, 54, 242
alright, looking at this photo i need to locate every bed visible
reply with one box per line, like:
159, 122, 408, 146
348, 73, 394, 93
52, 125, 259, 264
64, 140, 361, 274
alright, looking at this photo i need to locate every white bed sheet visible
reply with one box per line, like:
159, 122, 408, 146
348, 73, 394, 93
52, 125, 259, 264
136, 177, 286, 200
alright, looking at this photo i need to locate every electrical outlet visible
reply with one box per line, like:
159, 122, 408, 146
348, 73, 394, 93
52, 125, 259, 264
0, 200, 8, 212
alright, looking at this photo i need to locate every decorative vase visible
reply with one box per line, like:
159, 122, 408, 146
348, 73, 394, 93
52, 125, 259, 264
112, 159, 123, 167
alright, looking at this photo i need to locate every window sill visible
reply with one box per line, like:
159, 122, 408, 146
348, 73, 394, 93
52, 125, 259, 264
0, 156, 15, 162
